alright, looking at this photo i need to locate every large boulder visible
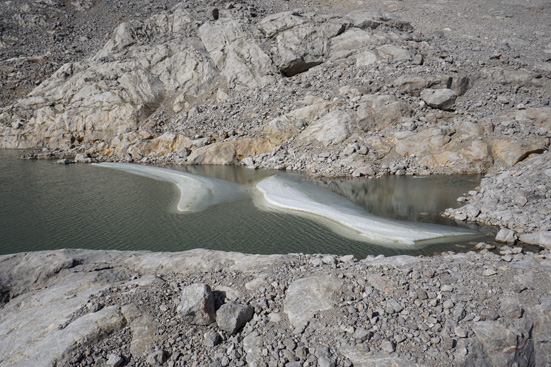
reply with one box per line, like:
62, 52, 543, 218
420, 88, 457, 110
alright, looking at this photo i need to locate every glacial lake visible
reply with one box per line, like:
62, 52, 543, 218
0, 150, 492, 258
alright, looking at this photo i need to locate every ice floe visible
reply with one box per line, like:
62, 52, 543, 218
93, 163, 248, 212
256, 175, 480, 247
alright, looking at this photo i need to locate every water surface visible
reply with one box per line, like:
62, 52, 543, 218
0, 150, 489, 258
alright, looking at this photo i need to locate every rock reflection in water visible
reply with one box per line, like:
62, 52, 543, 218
314, 175, 482, 225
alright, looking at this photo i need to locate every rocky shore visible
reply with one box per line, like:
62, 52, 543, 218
1, 248, 550, 367
1, 0, 551, 365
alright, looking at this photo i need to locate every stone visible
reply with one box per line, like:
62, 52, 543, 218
74, 153, 92, 163
106, 354, 124, 367
146, 350, 167, 366
495, 228, 517, 244
121, 304, 162, 357
330, 28, 376, 60
519, 231, 551, 249
500, 298, 523, 319
318, 356, 336, 367
471, 321, 532, 366
284, 275, 344, 328
420, 88, 457, 110
381, 340, 396, 353
489, 138, 548, 167
394, 76, 431, 97
216, 301, 254, 334
204, 331, 222, 347
376, 44, 411, 63
176, 283, 216, 325
299, 110, 351, 145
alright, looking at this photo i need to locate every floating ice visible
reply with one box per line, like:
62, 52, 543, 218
94, 162, 248, 212
256, 175, 479, 247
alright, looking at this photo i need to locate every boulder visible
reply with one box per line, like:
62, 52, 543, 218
470, 321, 533, 366
495, 228, 517, 243
329, 28, 376, 60
519, 231, 551, 249
376, 44, 411, 63
176, 283, 216, 325
198, 20, 274, 89
216, 301, 253, 334
489, 138, 548, 167
121, 303, 162, 357
420, 88, 457, 110
481, 67, 533, 86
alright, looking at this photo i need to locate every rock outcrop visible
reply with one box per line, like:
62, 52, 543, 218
1, 248, 550, 366
1, 2, 549, 177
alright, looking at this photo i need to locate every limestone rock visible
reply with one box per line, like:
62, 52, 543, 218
420, 88, 457, 110
481, 67, 533, 86
519, 231, 551, 249
198, 20, 274, 89
216, 301, 254, 334
299, 110, 351, 145
284, 275, 344, 328
121, 303, 162, 357
330, 28, 376, 60
346, 10, 413, 32
496, 228, 517, 243
356, 94, 409, 131
471, 321, 532, 366
177, 283, 215, 325
376, 44, 411, 63
489, 138, 548, 167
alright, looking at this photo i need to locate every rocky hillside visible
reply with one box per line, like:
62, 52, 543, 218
1, 0, 550, 178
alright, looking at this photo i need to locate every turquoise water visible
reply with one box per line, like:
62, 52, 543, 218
0, 150, 489, 258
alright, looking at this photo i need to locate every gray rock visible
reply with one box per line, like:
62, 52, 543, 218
496, 228, 517, 243
177, 283, 216, 325
420, 88, 457, 110
318, 356, 336, 367
471, 321, 532, 366
500, 298, 523, 319
216, 301, 253, 334
74, 153, 92, 163
106, 354, 124, 367
519, 231, 551, 249
381, 340, 396, 353
284, 275, 344, 328
204, 331, 222, 347
394, 76, 431, 97
146, 350, 167, 366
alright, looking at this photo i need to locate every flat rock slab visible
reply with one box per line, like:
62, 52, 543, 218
284, 275, 344, 328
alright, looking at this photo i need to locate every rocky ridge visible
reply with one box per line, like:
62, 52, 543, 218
1, 248, 551, 367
